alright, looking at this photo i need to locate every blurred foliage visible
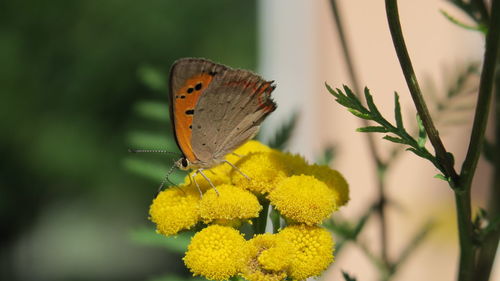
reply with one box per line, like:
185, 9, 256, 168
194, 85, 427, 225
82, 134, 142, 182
0, 1, 257, 281
263, 112, 298, 151
130, 228, 191, 254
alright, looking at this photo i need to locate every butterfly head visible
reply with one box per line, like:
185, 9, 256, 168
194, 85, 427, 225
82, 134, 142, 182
175, 157, 191, 170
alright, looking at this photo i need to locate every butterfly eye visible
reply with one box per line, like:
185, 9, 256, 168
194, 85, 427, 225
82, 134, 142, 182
181, 158, 188, 168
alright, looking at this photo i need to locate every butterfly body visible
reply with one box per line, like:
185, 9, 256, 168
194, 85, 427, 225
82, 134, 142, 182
169, 58, 277, 171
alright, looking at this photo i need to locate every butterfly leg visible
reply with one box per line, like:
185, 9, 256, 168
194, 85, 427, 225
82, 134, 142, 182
190, 170, 204, 198
197, 169, 220, 196
191, 169, 220, 197
231, 152, 244, 158
223, 160, 251, 180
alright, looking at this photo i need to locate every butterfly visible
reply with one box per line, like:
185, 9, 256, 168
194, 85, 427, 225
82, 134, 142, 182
167, 58, 276, 192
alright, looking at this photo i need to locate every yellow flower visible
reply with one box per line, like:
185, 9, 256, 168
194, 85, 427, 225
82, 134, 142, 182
149, 186, 200, 236
182, 141, 272, 193
279, 225, 334, 280
268, 175, 338, 225
241, 233, 292, 281
183, 164, 232, 192
305, 164, 349, 207
184, 225, 248, 280
231, 151, 289, 194
226, 140, 272, 164
277, 151, 309, 175
199, 184, 262, 224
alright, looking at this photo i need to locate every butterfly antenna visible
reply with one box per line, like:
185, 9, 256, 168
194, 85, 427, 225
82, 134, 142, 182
157, 162, 180, 193
128, 148, 182, 157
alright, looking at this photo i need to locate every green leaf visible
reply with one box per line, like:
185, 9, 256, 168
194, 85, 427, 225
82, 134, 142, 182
130, 228, 192, 253
138, 65, 167, 91
348, 108, 373, 120
322, 218, 353, 238
352, 211, 371, 238
406, 147, 429, 159
342, 271, 357, 281
342, 85, 364, 109
364, 88, 382, 118
267, 112, 298, 150
356, 126, 388, 133
343, 85, 358, 100
394, 92, 404, 129
336, 98, 358, 110
440, 9, 487, 34
316, 145, 336, 165
434, 173, 449, 181
134, 101, 170, 122
123, 157, 185, 183
325, 83, 337, 95
416, 114, 427, 148
383, 135, 407, 145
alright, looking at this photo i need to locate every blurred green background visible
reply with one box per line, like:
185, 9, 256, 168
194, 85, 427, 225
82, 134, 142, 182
0, 1, 257, 280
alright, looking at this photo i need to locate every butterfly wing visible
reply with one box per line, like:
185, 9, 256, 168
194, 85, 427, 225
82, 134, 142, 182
169, 58, 227, 163
190, 60, 276, 166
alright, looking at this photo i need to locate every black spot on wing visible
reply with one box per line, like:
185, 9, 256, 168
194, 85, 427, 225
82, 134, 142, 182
185, 109, 194, 115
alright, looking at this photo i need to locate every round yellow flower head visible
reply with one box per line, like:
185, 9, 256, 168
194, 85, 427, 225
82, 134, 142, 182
182, 141, 271, 193
241, 233, 292, 281
184, 225, 248, 281
231, 151, 289, 194
199, 184, 262, 224
276, 151, 309, 175
226, 140, 272, 164
149, 186, 201, 236
305, 164, 349, 207
279, 225, 335, 280
268, 175, 338, 225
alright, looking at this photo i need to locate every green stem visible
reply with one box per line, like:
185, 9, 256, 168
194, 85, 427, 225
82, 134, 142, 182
253, 197, 269, 234
455, 1, 500, 279
270, 206, 281, 234
385, 0, 459, 184
454, 189, 474, 281
330, 0, 390, 268
460, 0, 500, 191
474, 22, 500, 281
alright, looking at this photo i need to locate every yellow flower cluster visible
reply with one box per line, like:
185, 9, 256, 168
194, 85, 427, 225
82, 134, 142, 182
148, 140, 349, 281
184, 224, 334, 281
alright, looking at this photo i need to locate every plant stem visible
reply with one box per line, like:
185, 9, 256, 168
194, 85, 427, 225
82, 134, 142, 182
253, 197, 269, 234
385, 0, 459, 184
456, 0, 500, 276
460, 0, 500, 192
270, 206, 281, 234
474, 8, 500, 279
329, 0, 390, 268
453, 189, 474, 281
384, 1, 500, 280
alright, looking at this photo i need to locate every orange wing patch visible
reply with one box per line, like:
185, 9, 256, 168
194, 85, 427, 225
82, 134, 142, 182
173, 73, 214, 162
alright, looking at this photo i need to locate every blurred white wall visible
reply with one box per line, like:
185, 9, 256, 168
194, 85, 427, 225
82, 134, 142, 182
258, 0, 497, 280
